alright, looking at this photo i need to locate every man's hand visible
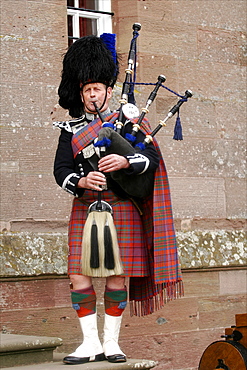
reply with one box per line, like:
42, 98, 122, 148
98, 154, 130, 173
77, 171, 106, 191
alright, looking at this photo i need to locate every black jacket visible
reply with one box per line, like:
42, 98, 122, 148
53, 114, 159, 198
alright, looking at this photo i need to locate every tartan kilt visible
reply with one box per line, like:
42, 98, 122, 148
68, 189, 149, 277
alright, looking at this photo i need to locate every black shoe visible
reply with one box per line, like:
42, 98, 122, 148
63, 352, 105, 364
106, 354, 126, 363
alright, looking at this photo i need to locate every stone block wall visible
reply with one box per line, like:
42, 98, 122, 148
1, 0, 246, 273
0, 1, 246, 368
1, 272, 246, 369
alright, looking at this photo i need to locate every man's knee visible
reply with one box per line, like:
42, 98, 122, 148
106, 275, 125, 290
69, 274, 92, 290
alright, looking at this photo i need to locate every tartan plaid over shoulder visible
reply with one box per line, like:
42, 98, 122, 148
71, 112, 183, 316
71, 112, 119, 157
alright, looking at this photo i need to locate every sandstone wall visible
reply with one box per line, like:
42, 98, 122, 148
1, 0, 246, 275
0, 2, 246, 369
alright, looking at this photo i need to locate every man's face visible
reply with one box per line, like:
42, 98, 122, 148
81, 82, 112, 113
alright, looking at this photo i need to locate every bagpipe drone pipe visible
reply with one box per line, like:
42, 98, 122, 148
94, 23, 193, 199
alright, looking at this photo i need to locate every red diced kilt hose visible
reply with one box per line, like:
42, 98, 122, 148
68, 189, 149, 277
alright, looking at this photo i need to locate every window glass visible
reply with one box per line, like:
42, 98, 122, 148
78, 0, 98, 10
67, 15, 73, 39
79, 16, 97, 37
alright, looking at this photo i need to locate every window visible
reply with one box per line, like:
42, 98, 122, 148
67, 0, 113, 46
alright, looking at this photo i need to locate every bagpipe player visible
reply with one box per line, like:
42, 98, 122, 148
53, 34, 183, 365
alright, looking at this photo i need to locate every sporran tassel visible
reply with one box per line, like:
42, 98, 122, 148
90, 218, 99, 268
104, 218, 115, 270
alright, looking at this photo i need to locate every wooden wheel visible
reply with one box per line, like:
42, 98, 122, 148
198, 340, 247, 370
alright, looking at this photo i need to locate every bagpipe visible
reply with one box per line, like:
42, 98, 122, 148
94, 23, 193, 199
81, 24, 192, 277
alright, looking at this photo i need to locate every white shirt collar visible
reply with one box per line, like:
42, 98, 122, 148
85, 107, 111, 121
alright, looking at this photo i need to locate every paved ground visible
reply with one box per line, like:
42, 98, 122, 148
2, 353, 158, 370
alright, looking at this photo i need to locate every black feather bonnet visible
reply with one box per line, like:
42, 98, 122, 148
58, 35, 118, 118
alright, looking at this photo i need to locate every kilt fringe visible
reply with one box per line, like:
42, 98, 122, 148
129, 280, 184, 317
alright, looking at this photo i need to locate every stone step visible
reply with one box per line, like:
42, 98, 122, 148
2, 352, 158, 370
0, 334, 158, 369
0, 334, 63, 368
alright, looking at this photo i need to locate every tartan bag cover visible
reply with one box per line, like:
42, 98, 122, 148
71, 112, 183, 316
